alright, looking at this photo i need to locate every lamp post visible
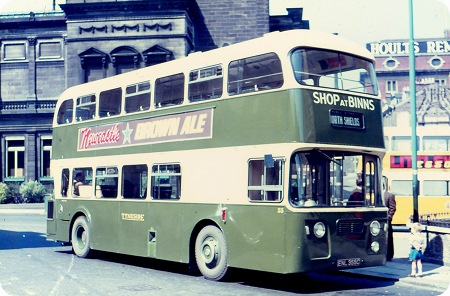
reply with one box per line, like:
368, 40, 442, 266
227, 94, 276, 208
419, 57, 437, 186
409, 0, 419, 223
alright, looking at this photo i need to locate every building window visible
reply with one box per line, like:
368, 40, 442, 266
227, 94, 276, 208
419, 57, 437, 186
428, 56, 444, 69
248, 157, 283, 202
437, 79, 447, 86
386, 80, 398, 93
383, 58, 399, 70
41, 137, 52, 178
37, 40, 63, 60
2, 42, 26, 61
151, 164, 181, 200
6, 138, 25, 179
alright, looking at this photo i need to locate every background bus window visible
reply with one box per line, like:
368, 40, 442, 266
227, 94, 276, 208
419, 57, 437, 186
154, 73, 184, 108
75, 94, 96, 121
151, 164, 181, 200
122, 164, 148, 199
248, 158, 283, 202
125, 81, 150, 113
391, 180, 414, 196
423, 180, 449, 196
391, 136, 420, 151
72, 167, 93, 197
188, 65, 223, 102
423, 136, 450, 151
56, 99, 73, 124
228, 53, 283, 95
95, 167, 118, 198
99, 87, 122, 118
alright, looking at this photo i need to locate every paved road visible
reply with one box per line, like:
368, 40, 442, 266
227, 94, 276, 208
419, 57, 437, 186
0, 205, 448, 295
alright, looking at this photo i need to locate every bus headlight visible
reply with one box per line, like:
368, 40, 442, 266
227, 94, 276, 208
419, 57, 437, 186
371, 241, 380, 253
370, 220, 381, 236
313, 222, 326, 238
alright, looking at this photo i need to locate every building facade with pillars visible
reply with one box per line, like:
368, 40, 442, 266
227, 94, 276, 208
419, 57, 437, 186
0, 0, 309, 188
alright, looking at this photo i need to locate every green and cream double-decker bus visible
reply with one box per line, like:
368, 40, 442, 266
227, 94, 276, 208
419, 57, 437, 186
47, 29, 387, 281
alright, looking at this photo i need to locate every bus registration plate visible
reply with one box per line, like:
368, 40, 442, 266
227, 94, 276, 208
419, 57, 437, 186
337, 258, 362, 268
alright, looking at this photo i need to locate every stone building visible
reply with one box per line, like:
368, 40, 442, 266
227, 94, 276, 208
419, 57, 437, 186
0, 0, 309, 188
366, 32, 450, 127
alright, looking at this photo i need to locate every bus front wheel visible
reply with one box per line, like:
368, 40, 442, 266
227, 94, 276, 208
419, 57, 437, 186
195, 225, 228, 281
71, 216, 91, 258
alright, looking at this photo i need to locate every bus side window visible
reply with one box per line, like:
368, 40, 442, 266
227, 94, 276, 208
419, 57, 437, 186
151, 164, 181, 200
122, 164, 148, 199
61, 168, 70, 197
72, 167, 93, 197
188, 65, 223, 102
125, 81, 150, 113
95, 167, 118, 198
154, 73, 184, 108
99, 87, 122, 118
248, 158, 283, 202
57, 99, 73, 124
228, 53, 283, 96
75, 94, 96, 121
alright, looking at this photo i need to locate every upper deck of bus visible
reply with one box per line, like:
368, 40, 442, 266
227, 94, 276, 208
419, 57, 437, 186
53, 29, 377, 122
52, 29, 383, 160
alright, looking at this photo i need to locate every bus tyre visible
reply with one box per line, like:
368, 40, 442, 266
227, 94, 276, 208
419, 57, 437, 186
71, 216, 91, 258
195, 225, 228, 281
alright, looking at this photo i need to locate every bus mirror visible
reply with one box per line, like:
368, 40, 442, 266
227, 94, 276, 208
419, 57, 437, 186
264, 154, 274, 168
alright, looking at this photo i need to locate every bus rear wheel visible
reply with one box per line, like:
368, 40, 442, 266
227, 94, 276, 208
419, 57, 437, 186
195, 225, 228, 281
71, 216, 91, 258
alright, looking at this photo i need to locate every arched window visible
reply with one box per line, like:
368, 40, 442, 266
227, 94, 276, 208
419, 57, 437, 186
110, 46, 141, 74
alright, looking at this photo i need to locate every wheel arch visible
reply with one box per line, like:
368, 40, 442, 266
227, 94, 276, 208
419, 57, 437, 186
188, 219, 223, 270
69, 208, 91, 242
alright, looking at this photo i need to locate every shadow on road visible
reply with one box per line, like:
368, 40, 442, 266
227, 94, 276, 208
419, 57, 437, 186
56, 249, 396, 294
0, 229, 61, 250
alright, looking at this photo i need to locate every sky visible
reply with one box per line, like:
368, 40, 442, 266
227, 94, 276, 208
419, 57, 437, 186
1, 0, 450, 46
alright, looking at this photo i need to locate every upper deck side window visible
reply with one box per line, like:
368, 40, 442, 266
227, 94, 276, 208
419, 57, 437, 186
99, 87, 122, 118
189, 65, 223, 102
125, 81, 151, 113
57, 99, 74, 125
76, 94, 96, 122
228, 52, 283, 96
154, 73, 184, 108
291, 48, 379, 96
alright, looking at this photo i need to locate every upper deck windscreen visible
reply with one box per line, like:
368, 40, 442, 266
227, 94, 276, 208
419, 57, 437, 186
291, 48, 378, 96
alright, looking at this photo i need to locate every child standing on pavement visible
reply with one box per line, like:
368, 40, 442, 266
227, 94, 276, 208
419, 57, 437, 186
408, 222, 424, 278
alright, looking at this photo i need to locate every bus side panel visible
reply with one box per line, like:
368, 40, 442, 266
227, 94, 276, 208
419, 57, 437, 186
393, 196, 450, 225
218, 204, 287, 273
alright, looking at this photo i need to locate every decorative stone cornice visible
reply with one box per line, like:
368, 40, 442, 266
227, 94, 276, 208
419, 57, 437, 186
79, 25, 108, 34
78, 23, 172, 35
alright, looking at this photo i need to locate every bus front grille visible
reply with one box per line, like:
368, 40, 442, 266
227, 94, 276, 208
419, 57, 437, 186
336, 219, 364, 235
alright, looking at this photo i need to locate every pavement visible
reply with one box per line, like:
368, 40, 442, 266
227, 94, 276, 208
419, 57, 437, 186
343, 228, 450, 294
1, 204, 450, 293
